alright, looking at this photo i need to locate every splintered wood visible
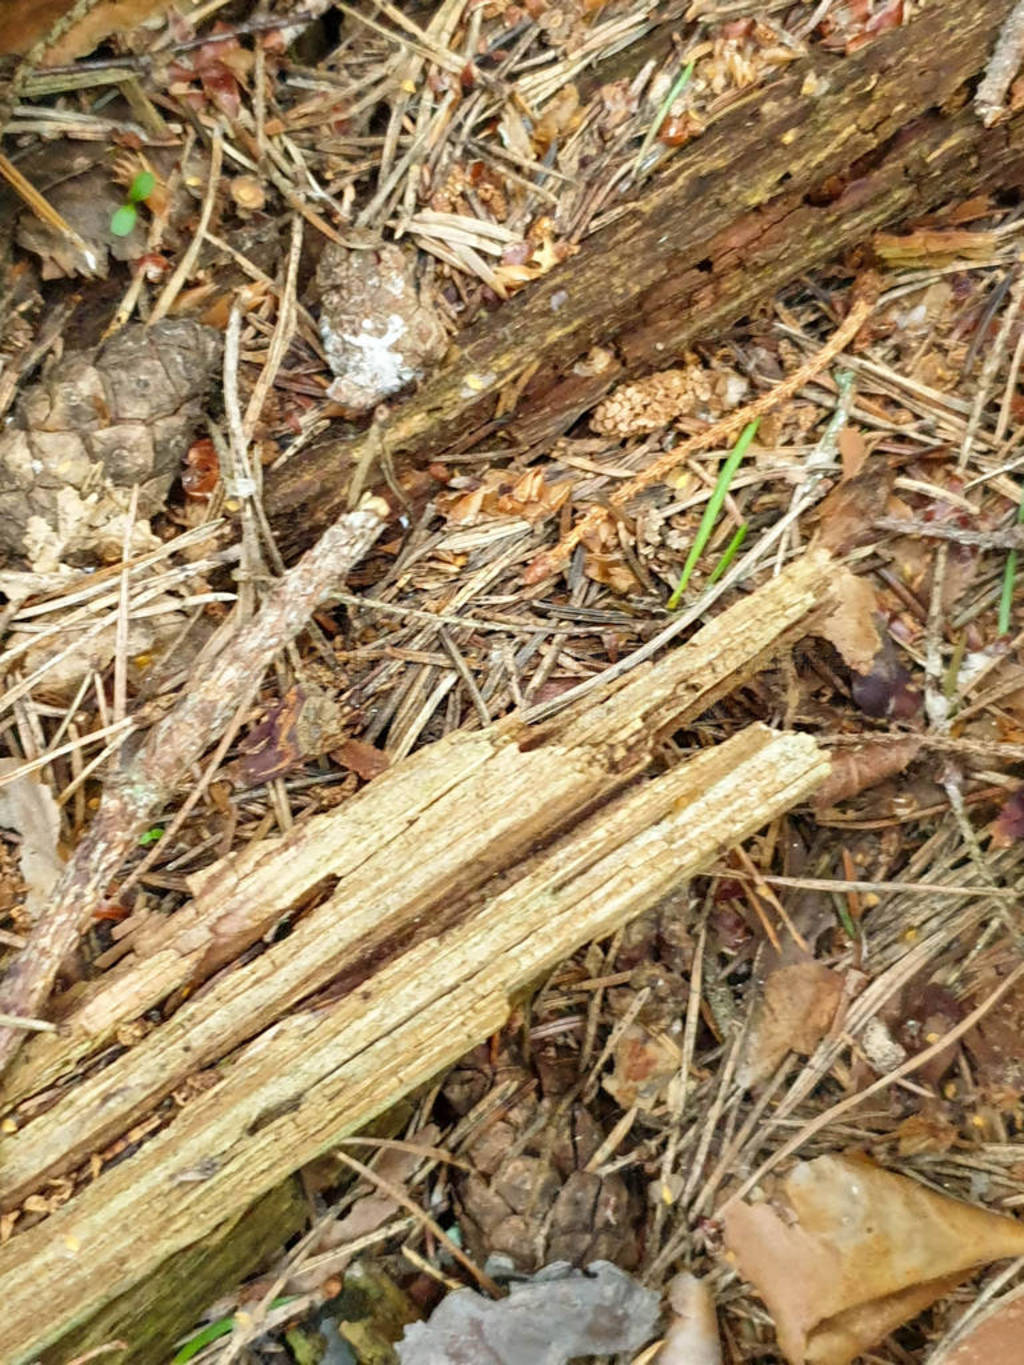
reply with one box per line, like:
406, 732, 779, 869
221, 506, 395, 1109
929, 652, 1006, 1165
0, 548, 839, 1364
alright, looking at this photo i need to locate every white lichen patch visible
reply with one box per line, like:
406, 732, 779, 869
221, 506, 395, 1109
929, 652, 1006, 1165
316, 241, 447, 414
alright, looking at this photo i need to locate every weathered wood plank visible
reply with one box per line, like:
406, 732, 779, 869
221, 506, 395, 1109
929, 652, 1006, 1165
3, 545, 839, 1129
0, 722, 829, 1364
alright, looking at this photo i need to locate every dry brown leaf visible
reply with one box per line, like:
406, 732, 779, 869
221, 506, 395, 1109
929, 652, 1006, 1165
817, 569, 880, 674
944, 1293, 1024, 1365
737, 963, 844, 1087
0, 761, 62, 923
722, 1153, 1024, 1365
0, 0, 171, 61
837, 427, 868, 481
332, 737, 390, 783
814, 737, 922, 811
817, 462, 894, 553
603, 1024, 681, 1111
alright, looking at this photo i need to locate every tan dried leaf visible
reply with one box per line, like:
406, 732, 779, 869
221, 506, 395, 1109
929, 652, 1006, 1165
817, 569, 879, 674
723, 1153, 1024, 1365
814, 737, 922, 812
945, 1294, 1024, 1365
0, 761, 62, 923
656, 1272, 722, 1365
738, 963, 844, 1087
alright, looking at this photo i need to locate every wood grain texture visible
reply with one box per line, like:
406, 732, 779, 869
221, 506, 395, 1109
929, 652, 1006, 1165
266, 0, 1024, 553
0, 722, 828, 1364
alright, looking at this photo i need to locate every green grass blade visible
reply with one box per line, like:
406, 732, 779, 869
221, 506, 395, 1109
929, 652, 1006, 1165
998, 480, 1024, 636
667, 419, 759, 610
633, 59, 695, 178
706, 521, 749, 586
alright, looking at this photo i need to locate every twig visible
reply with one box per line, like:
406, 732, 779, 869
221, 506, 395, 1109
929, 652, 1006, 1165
522, 283, 877, 584
0, 499, 389, 1077
976, 0, 1024, 125
147, 127, 224, 325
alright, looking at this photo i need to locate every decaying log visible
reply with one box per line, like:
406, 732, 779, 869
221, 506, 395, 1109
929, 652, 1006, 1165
267, 0, 1024, 554
38, 1180, 308, 1365
0, 547, 840, 1363
4, 545, 838, 1119
0, 497, 389, 1077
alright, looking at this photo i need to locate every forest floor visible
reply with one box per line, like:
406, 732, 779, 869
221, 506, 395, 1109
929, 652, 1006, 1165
2, 2, 1024, 1363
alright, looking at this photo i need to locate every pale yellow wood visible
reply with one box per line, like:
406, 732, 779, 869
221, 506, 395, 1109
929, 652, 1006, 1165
4, 546, 838, 1110
0, 725, 828, 1364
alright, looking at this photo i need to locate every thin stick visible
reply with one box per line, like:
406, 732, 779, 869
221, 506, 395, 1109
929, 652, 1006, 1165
148, 127, 223, 325
333, 1150, 500, 1298
522, 285, 877, 584
0, 499, 388, 1077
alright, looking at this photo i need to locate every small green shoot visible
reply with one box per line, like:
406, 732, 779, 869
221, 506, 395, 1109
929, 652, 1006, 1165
170, 1298, 295, 1363
706, 522, 749, 586
633, 58, 695, 178
138, 825, 164, 847
998, 480, 1024, 636
667, 419, 759, 610
110, 170, 156, 238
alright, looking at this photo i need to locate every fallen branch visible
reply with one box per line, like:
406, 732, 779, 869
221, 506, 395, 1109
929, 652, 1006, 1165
0, 497, 389, 1078
4, 547, 840, 1125
265, 0, 1024, 554
0, 722, 829, 1363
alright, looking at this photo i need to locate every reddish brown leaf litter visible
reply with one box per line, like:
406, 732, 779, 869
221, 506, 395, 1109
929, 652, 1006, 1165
2, 0, 1024, 1361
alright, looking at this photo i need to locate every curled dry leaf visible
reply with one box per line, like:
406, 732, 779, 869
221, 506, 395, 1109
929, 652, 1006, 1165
0, 760, 62, 924
816, 568, 880, 674
737, 963, 845, 1088
656, 1272, 722, 1365
722, 1153, 1024, 1365
814, 737, 923, 811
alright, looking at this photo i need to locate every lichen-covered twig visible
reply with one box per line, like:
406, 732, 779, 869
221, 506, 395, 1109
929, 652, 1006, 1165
0, 498, 388, 1078
521, 281, 878, 585
976, 0, 1024, 125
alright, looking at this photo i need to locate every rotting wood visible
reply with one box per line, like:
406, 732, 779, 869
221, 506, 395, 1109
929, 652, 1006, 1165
0, 547, 840, 1363
266, 0, 1024, 554
3, 544, 839, 1127
0, 497, 389, 1078
37, 1178, 308, 1365
0, 721, 829, 1364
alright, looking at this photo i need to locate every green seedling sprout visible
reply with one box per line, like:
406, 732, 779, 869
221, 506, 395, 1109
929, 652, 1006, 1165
667, 418, 759, 610
634, 58, 695, 178
138, 824, 163, 847
998, 480, 1024, 636
110, 170, 156, 238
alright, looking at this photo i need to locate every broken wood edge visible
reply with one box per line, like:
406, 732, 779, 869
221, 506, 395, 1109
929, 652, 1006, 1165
265, 0, 1019, 550
0, 722, 829, 1363
2, 546, 841, 1118
37, 1178, 308, 1365
0, 498, 390, 1080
